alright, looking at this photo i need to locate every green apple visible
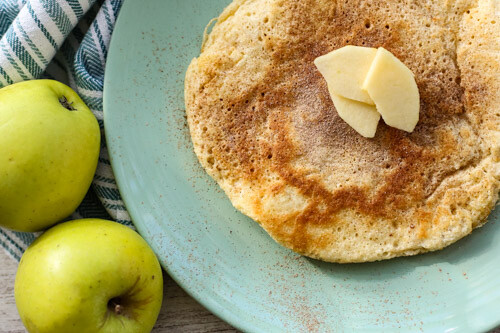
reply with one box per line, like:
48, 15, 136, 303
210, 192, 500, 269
15, 219, 163, 333
0, 79, 100, 232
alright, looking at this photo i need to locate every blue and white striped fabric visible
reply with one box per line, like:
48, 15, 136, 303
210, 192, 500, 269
0, 0, 131, 261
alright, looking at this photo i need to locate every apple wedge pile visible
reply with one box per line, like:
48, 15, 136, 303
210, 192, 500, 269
314, 46, 420, 138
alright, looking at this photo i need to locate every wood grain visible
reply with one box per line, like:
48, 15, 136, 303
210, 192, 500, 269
0, 250, 22, 333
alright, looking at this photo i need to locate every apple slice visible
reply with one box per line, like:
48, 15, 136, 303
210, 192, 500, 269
329, 88, 380, 138
314, 46, 377, 105
362, 47, 420, 132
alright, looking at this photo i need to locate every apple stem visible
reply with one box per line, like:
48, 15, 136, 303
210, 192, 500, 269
108, 297, 124, 316
114, 304, 123, 315
59, 96, 76, 111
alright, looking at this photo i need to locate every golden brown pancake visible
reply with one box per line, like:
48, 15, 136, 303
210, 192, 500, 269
185, 0, 500, 262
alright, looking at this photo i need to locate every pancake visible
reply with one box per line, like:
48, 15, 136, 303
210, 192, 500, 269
185, 0, 500, 262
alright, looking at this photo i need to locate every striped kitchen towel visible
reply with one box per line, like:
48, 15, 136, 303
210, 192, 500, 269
0, 0, 132, 261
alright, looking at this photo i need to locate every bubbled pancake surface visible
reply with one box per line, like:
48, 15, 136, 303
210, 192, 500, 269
185, 0, 500, 262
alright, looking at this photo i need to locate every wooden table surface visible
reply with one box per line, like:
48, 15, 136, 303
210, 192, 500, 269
2, 248, 499, 332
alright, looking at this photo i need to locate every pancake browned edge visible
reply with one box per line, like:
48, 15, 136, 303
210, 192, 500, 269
185, 0, 500, 262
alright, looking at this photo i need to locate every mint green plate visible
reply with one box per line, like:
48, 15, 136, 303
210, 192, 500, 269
103, 1, 500, 331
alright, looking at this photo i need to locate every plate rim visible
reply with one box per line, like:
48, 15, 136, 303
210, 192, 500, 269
102, 2, 264, 331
